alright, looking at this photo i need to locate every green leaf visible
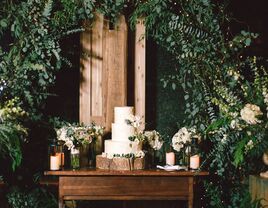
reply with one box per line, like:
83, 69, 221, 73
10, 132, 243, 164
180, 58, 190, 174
172, 83, 176, 90
234, 139, 247, 167
0, 20, 8, 28
245, 38, 251, 46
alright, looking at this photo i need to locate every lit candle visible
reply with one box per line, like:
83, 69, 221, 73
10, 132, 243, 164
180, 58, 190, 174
190, 155, 200, 170
50, 155, 60, 170
56, 152, 65, 167
166, 152, 175, 166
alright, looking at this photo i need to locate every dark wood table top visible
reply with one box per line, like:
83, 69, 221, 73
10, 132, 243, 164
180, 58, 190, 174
44, 168, 209, 177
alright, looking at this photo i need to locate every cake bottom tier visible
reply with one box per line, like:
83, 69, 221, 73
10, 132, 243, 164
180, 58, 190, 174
104, 140, 142, 155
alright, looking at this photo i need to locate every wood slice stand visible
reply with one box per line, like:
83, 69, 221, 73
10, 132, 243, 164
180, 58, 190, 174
96, 155, 145, 170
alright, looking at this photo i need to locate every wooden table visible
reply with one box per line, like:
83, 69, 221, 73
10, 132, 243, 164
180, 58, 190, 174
44, 169, 209, 208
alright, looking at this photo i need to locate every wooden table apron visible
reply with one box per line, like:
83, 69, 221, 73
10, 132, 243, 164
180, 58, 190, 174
44, 169, 208, 208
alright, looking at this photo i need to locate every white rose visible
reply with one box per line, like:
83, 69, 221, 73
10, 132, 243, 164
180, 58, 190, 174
240, 104, 263, 124
230, 120, 236, 129
65, 140, 74, 150
172, 141, 183, 152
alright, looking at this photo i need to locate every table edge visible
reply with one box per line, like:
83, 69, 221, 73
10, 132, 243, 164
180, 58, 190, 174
44, 169, 209, 176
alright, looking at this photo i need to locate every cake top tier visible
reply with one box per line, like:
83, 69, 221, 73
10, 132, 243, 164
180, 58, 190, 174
114, 106, 134, 124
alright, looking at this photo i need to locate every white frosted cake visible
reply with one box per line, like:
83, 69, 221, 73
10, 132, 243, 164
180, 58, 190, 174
104, 106, 142, 155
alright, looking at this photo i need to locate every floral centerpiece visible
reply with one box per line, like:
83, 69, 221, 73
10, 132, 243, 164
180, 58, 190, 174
126, 115, 164, 163
171, 127, 200, 166
57, 123, 104, 150
144, 130, 164, 151
56, 122, 104, 168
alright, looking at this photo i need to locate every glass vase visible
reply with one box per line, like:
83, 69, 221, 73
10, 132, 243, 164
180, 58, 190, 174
70, 147, 80, 169
88, 141, 96, 168
182, 145, 191, 170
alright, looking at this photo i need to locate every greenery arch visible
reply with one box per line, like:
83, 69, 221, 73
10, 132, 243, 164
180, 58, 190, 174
0, 0, 267, 207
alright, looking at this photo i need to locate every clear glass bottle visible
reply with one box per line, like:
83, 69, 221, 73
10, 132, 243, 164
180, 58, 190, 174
183, 143, 191, 170
70, 147, 80, 169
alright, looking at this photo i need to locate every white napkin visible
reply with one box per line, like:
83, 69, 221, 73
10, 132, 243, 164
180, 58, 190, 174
156, 165, 187, 171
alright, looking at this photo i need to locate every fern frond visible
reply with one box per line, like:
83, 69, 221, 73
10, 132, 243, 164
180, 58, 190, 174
42, 0, 53, 18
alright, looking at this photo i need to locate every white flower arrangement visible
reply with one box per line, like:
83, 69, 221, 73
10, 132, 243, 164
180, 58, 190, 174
240, 103, 263, 125
172, 127, 198, 152
144, 130, 164, 151
126, 115, 143, 128
57, 123, 104, 150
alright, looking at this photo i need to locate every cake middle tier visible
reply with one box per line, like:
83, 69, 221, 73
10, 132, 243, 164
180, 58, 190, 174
112, 123, 135, 142
104, 140, 142, 155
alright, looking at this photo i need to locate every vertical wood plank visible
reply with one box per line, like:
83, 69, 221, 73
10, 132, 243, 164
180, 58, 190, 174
80, 20, 92, 125
80, 14, 106, 125
249, 175, 268, 206
135, 18, 146, 130
91, 15, 104, 117
80, 14, 128, 134
105, 16, 128, 131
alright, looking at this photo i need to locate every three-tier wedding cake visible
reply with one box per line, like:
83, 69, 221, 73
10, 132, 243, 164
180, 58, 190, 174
96, 106, 145, 170
104, 106, 141, 155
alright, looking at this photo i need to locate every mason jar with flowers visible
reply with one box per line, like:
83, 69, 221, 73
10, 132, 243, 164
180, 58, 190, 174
144, 130, 164, 167
56, 123, 104, 169
171, 127, 200, 168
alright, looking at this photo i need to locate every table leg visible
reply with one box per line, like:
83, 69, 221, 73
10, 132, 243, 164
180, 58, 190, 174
188, 177, 194, 208
59, 198, 64, 208
59, 177, 64, 208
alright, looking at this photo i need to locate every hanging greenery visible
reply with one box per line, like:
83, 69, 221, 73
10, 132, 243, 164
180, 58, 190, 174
0, 0, 267, 207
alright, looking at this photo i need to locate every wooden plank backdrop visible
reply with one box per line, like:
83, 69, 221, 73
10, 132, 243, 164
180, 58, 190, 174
249, 175, 268, 206
80, 14, 145, 153
134, 18, 146, 131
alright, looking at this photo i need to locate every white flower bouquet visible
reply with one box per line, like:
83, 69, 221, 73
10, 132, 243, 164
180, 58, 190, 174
56, 123, 104, 150
144, 130, 164, 151
172, 127, 198, 152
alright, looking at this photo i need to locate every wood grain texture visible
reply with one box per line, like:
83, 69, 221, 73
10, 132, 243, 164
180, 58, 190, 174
80, 14, 128, 154
47, 169, 208, 208
105, 15, 128, 132
60, 176, 189, 198
45, 168, 209, 176
135, 18, 146, 130
96, 155, 145, 170
249, 175, 268, 206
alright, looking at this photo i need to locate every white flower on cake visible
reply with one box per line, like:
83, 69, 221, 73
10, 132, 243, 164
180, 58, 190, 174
107, 153, 114, 159
135, 150, 145, 158
172, 127, 194, 152
144, 130, 163, 150
240, 103, 263, 124
126, 115, 143, 128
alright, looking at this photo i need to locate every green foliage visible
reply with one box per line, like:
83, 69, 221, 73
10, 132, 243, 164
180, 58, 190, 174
130, 0, 267, 207
0, 0, 267, 207
0, 0, 94, 118
96, 0, 127, 24
0, 98, 27, 170
7, 187, 57, 208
